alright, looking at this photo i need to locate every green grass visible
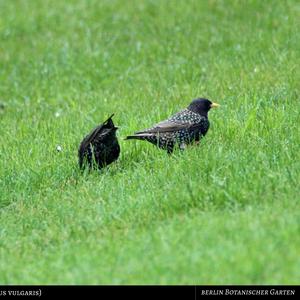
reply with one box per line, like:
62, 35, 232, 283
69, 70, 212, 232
0, 0, 300, 284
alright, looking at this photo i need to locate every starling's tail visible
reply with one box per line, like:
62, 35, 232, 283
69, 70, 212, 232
125, 135, 140, 140
125, 134, 150, 140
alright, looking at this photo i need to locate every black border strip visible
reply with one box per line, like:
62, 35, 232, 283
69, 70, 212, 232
0, 285, 298, 298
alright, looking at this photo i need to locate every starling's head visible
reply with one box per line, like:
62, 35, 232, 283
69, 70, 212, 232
188, 98, 220, 116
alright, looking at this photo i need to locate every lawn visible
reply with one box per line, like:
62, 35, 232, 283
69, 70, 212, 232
0, 0, 299, 284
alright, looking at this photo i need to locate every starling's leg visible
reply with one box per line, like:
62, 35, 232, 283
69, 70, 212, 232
194, 133, 202, 146
167, 145, 174, 154
179, 143, 186, 151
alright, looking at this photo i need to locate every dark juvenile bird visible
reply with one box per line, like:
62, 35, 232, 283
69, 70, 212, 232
125, 98, 219, 153
78, 114, 120, 169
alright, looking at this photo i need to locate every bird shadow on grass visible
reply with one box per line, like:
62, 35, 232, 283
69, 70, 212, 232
0, 102, 5, 111
80, 141, 203, 176
56, 140, 207, 195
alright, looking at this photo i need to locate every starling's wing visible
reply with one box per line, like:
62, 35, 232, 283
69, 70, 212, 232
135, 109, 204, 134
79, 126, 116, 155
80, 125, 105, 147
126, 121, 201, 141
81, 114, 116, 146
125, 120, 185, 140
78, 126, 103, 167
135, 120, 191, 134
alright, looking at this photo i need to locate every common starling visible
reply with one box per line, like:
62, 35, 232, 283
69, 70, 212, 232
78, 114, 120, 169
125, 98, 219, 153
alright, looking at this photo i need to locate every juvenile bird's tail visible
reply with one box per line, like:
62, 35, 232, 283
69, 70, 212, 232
103, 113, 115, 128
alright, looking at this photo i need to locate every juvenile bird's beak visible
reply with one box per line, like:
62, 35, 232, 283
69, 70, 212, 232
210, 102, 220, 108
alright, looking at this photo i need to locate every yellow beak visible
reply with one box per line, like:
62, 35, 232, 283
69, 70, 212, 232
210, 102, 220, 108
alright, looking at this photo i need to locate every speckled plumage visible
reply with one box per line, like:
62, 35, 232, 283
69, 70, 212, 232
126, 98, 217, 153
78, 114, 120, 169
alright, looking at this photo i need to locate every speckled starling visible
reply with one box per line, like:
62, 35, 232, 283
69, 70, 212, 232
125, 98, 219, 153
78, 114, 120, 169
